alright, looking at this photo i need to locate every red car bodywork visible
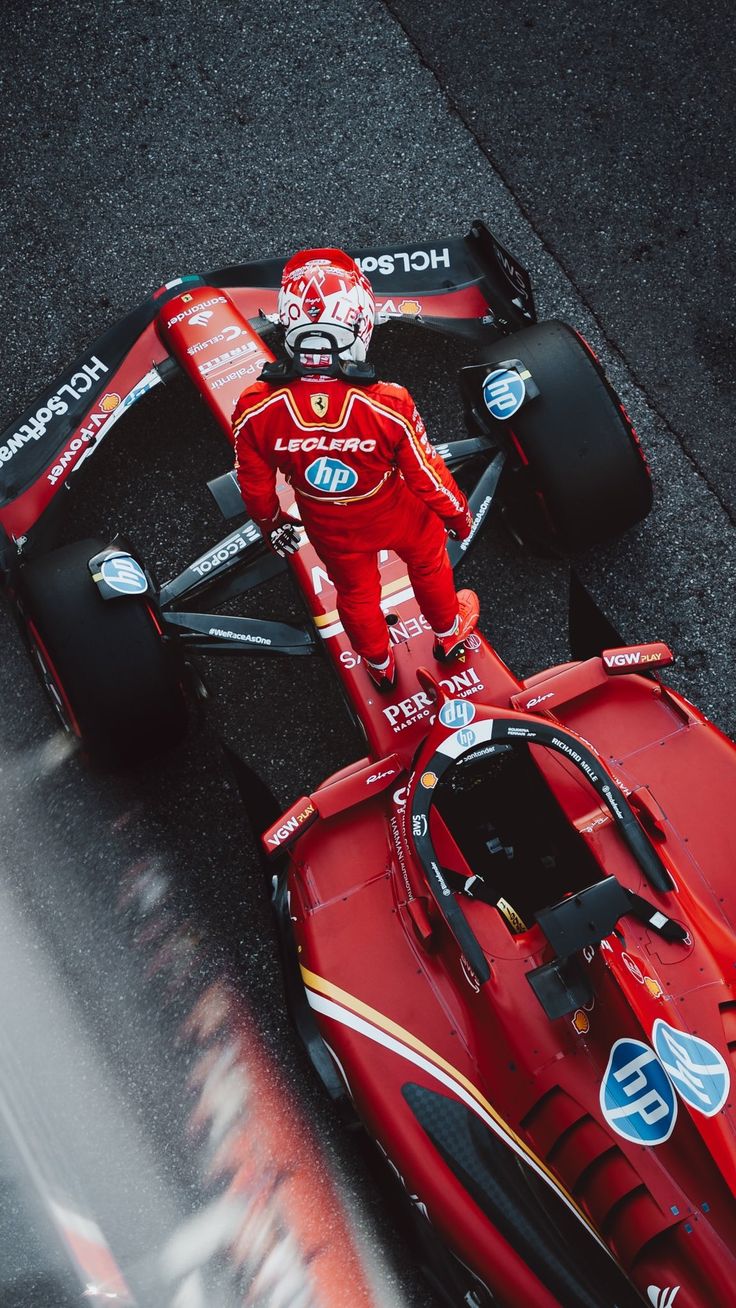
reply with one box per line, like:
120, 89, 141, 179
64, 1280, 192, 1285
278, 565, 736, 1306
154, 284, 736, 1307
274, 586, 736, 1304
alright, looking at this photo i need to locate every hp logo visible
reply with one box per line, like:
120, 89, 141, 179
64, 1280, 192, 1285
100, 555, 149, 595
652, 1020, 729, 1116
439, 699, 476, 729
304, 457, 359, 495
482, 368, 526, 421
600, 1038, 677, 1145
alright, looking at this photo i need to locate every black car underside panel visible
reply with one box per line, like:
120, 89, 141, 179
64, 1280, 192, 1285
402, 1083, 644, 1308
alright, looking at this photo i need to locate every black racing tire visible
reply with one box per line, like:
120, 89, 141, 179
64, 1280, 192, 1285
477, 320, 652, 552
17, 538, 188, 767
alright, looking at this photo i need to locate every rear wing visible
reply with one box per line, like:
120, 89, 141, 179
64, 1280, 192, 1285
0, 222, 535, 557
213, 221, 536, 337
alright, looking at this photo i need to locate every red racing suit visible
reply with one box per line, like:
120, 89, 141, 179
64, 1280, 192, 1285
232, 375, 471, 662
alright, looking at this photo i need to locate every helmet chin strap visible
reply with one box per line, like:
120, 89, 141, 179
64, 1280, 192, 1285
267, 327, 375, 382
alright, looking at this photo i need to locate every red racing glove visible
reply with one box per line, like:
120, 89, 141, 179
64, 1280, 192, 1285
447, 508, 474, 541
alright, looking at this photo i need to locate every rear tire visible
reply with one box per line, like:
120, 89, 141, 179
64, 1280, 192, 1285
17, 538, 188, 767
474, 320, 652, 552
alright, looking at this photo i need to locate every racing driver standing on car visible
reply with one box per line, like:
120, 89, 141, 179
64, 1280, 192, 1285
232, 248, 479, 691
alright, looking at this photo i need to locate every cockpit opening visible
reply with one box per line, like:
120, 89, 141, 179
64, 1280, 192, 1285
432, 743, 604, 928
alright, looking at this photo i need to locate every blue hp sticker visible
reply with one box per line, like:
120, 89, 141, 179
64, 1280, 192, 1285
600, 1038, 677, 1145
100, 555, 148, 595
304, 456, 358, 495
439, 699, 476, 729
456, 728, 476, 748
653, 1020, 729, 1116
482, 368, 526, 420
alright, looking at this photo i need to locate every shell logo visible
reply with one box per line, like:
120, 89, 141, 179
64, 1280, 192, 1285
644, 976, 664, 1000
99, 393, 121, 413
420, 771, 438, 790
399, 299, 422, 316
572, 1009, 590, 1035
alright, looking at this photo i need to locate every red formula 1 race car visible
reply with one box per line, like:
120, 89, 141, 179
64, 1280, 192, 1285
0, 222, 650, 766
6, 226, 733, 1308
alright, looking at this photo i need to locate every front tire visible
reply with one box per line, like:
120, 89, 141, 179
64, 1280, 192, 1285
470, 320, 652, 552
17, 538, 188, 767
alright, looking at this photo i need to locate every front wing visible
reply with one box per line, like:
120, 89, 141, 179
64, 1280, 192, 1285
0, 222, 535, 563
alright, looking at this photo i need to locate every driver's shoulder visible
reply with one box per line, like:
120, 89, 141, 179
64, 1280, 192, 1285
364, 378, 413, 410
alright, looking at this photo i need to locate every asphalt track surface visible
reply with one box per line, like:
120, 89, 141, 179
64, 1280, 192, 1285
0, 3, 734, 1305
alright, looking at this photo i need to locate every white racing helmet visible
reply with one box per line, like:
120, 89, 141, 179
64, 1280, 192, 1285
277, 247, 375, 371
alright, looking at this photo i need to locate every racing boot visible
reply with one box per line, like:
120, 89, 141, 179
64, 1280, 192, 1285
432, 589, 480, 662
365, 647, 397, 692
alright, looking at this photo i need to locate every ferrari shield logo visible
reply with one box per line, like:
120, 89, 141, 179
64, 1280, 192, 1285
310, 393, 329, 418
